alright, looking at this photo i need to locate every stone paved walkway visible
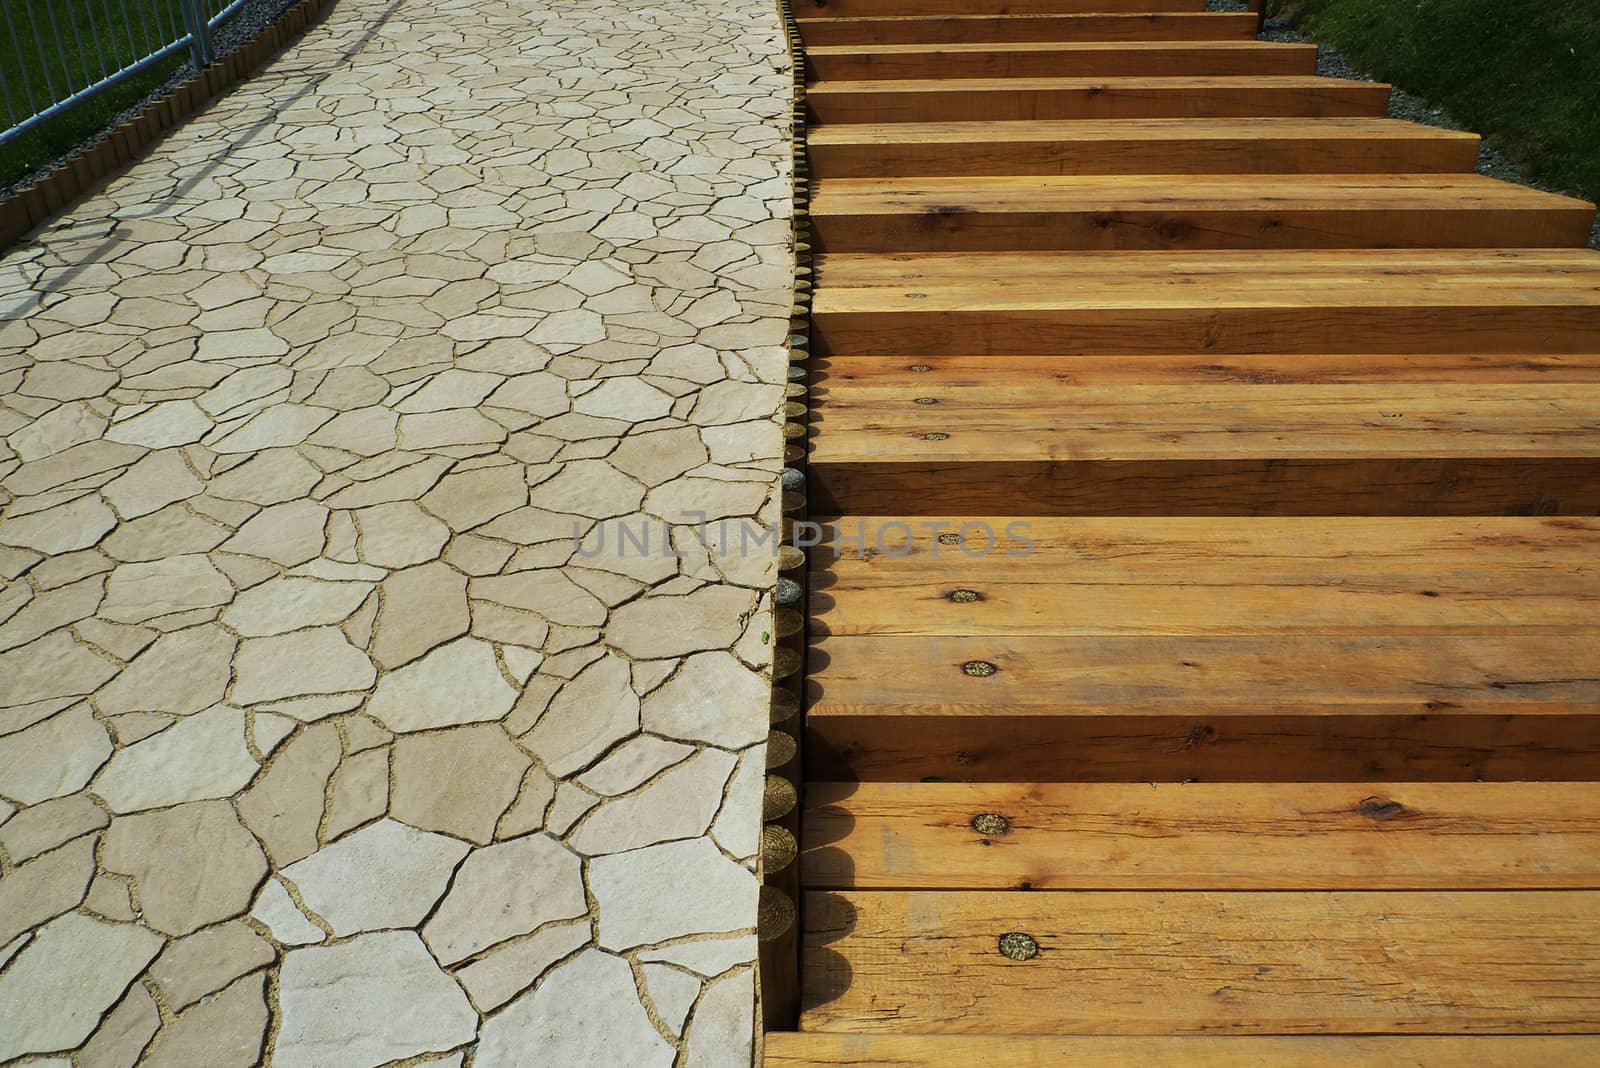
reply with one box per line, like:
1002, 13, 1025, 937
0, 0, 790, 1063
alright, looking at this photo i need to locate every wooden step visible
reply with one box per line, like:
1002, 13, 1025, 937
768, 1034, 1600, 1067
807, 76, 1390, 123
802, 782, 1600, 889
799, 890, 1600, 1033
803, 515, 1600, 781
806, 359, 1600, 513
805, 41, 1315, 82
796, 12, 1258, 47
810, 249, 1600, 356
809, 174, 1592, 251
808, 118, 1480, 177
794, 0, 1209, 15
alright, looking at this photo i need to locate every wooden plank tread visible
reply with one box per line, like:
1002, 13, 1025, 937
807, 76, 1391, 123
804, 40, 1317, 81
801, 890, 1600, 1033
796, 12, 1259, 47
809, 173, 1594, 250
768, 1034, 1600, 1067
802, 781, 1600, 889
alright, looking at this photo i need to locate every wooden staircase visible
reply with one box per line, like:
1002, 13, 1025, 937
772, 0, 1600, 1062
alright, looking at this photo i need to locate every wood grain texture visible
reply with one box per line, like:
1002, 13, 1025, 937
807, 76, 1390, 123
796, 12, 1258, 46
808, 174, 1595, 250
793, 0, 1207, 15
810, 248, 1600, 356
805, 40, 1314, 81
801, 781, 1600, 889
808, 117, 1480, 177
800, 890, 1600, 1033
766, 1034, 1600, 1067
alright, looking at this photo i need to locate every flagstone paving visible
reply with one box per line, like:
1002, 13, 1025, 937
0, 0, 791, 1062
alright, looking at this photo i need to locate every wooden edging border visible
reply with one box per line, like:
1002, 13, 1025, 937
0, 0, 340, 254
756, 0, 812, 1037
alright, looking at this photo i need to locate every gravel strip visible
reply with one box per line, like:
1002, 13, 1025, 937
2, 0, 302, 198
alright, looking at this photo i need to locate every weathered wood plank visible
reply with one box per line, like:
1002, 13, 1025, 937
811, 249, 1600, 357
808, 174, 1595, 251
801, 781, 1600, 889
796, 13, 1258, 47
801, 890, 1600, 1033
794, 0, 1207, 15
808, 118, 1480, 177
807, 76, 1390, 123
804, 41, 1317, 81
766, 1034, 1600, 1067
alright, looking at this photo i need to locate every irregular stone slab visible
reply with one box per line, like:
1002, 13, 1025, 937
0, 493, 117, 553
532, 459, 645, 519
218, 499, 328, 566
0, 631, 118, 708
206, 449, 322, 504
606, 586, 751, 658
283, 819, 469, 936
149, 920, 274, 1012
369, 562, 468, 668
476, 949, 674, 1068
101, 503, 231, 562
524, 654, 637, 777
0, 911, 164, 1060
323, 747, 389, 841
232, 628, 375, 705
454, 920, 591, 1012
102, 800, 268, 936
102, 450, 204, 519
0, 834, 96, 946
95, 623, 235, 716
590, 837, 759, 951
423, 833, 586, 965
77, 982, 160, 1068
578, 735, 695, 796
420, 463, 527, 530
276, 931, 477, 1068
641, 651, 768, 748
0, 793, 107, 864
249, 878, 323, 946
682, 967, 756, 1068
237, 722, 339, 866
470, 569, 604, 626
100, 555, 234, 625
0, 704, 112, 804
352, 501, 450, 568
93, 704, 257, 812
390, 725, 530, 844
365, 637, 516, 733
643, 963, 701, 1035
567, 748, 735, 855
222, 577, 372, 637
142, 971, 268, 1068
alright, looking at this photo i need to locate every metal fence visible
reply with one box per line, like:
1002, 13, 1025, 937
0, 0, 249, 148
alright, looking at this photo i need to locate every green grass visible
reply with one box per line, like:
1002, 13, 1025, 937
1269, 0, 1600, 204
0, 0, 233, 191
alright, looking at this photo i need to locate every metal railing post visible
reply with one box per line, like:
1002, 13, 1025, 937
177, 0, 214, 69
